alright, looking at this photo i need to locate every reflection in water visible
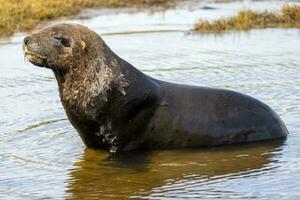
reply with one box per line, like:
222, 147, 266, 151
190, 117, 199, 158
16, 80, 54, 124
1, 0, 300, 199
66, 140, 285, 199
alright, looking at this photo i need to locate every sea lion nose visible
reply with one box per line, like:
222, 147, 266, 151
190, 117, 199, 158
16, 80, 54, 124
23, 36, 31, 46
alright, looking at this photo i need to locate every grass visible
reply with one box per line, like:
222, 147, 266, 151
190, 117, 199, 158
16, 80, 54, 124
194, 4, 300, 33
0, 0, 177, 37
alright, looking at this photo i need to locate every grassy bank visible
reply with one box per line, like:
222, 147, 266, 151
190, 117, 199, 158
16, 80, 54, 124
194, 4, 300, 33
0, 0, 177, 37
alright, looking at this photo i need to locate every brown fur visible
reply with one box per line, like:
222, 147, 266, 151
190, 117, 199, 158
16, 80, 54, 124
23, 23, 288, 153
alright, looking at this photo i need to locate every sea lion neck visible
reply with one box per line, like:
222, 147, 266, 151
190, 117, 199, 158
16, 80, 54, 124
55, 43, 160, 121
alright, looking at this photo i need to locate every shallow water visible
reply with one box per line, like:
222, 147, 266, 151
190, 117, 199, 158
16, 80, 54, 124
1, 0, 300, 199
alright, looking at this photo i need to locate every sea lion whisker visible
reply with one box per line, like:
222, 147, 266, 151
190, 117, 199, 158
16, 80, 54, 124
24, 54, 27, 63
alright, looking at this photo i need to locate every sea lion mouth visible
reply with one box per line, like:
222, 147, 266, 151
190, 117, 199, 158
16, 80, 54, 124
24, 51, 47, 67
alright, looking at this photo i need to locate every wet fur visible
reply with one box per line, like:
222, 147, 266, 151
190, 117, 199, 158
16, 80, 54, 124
24, 23, 288, 153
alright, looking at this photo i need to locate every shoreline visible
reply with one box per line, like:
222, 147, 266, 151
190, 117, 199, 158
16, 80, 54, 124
2, 1, 300, 40
193, 4, 300, 33
0, 0, 180, 38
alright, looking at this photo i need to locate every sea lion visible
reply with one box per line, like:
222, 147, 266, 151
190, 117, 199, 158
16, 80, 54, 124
23, 23, 288, 153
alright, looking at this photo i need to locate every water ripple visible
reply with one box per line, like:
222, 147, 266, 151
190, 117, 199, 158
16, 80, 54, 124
1, 1, 300, 199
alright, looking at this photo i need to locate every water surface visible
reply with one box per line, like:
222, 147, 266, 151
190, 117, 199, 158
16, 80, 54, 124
0, 1, 299, 199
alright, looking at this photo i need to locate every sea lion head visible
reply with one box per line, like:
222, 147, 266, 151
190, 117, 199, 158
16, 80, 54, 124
23, 23, 103, 73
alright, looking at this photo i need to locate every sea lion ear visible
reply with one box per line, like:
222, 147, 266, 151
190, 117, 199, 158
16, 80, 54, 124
80, 41, 87, 52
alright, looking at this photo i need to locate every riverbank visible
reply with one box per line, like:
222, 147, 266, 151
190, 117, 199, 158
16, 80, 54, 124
194, 4, 300, 33
0, 0, 178, 37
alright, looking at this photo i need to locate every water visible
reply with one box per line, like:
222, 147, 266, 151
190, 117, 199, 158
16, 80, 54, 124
1, 0, 300, 199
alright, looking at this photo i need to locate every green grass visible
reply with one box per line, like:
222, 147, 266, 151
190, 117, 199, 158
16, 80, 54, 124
0, 0, 177, 37
194, 4, 300, 33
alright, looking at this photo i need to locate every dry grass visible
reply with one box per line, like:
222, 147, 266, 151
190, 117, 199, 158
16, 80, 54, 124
0, 0, 177, 37
194, 4, 300, 33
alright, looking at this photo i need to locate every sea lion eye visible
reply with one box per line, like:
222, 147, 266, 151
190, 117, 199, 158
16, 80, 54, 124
53, 36, 71, 47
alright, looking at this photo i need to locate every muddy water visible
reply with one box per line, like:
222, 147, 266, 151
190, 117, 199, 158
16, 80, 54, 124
0, 1, 300, 199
